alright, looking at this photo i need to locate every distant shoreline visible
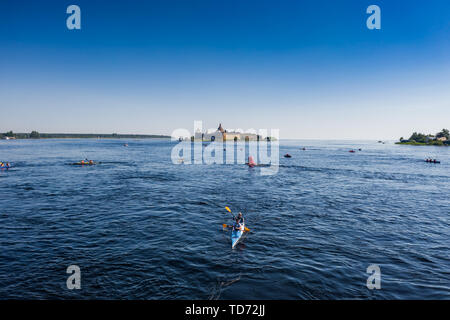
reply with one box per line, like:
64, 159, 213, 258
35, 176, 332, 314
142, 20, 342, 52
1, 133, 171, 140
395, 141, 449, 146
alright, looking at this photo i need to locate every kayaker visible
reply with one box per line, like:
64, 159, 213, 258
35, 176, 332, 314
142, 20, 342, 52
233, 213, 245, 231
89, 160, 94, 165
248, 156, 256, 167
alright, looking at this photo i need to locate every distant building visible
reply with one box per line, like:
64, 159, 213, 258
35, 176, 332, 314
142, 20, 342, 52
195, 123, 261, 141
436, 136, 447, 141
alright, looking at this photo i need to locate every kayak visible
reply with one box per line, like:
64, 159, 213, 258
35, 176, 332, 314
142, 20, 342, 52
231, 225, 244, 248
71, 162, 97, 166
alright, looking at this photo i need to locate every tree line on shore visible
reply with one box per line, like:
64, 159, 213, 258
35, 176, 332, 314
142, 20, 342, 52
398, 129, 449, 146
1, 131, 170, 139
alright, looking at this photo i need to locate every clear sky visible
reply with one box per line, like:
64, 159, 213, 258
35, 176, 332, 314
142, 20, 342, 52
1, 0, 449, 139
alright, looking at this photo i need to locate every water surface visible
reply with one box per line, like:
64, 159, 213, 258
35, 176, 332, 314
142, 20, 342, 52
0, 139, 449, 299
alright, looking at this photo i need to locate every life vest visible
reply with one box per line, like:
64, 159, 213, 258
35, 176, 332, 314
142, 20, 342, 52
234, 218, 244, 231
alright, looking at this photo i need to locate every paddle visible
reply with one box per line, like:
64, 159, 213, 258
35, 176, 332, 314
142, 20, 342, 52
224, 207, 251, 232
225, 206, 235, 219
222, 223, 251, 232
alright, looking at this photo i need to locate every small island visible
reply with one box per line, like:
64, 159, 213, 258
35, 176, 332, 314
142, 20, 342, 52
1, 130, 170, 140
396, 128, 449, 146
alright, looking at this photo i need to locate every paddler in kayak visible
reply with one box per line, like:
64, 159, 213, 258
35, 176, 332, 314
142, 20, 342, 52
248, 156, 256, 168
230, 212, 245, 248
233, 212, 245, 232
73, 159, 95, 165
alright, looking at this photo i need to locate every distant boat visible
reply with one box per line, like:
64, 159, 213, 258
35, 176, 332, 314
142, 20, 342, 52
284, 154, 292, 158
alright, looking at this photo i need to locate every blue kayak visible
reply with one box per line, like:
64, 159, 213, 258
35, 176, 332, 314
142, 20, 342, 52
231, 225, 244, 248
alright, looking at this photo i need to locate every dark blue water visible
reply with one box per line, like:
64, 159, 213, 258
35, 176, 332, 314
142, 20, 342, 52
1, 139, 449, 299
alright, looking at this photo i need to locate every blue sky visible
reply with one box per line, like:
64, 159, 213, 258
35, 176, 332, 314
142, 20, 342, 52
1, 0, 449, 139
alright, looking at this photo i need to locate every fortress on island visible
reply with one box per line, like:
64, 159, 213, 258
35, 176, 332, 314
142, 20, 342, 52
194, 123, 262, 142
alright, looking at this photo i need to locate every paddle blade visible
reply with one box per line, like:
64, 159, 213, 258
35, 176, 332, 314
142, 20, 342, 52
244, 227, 251, 232
225, 206, 232, 213
222, 224, 228, 229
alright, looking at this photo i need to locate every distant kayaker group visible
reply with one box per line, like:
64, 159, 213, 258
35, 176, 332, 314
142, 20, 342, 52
0, 162, 11, 169
72, 159, 96, 166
